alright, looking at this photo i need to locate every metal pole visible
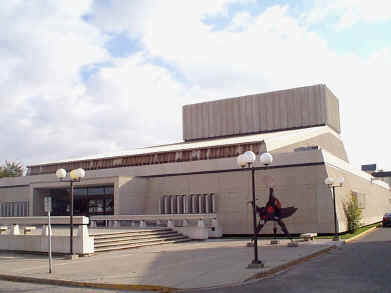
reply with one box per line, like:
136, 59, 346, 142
48, 210, 53, 273
332, 186, 339, 240
250, 166, 262, 266
70, 180, 74, 255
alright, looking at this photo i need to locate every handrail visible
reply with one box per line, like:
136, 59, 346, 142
90, 213, 217, 221
0, 216, 89, 225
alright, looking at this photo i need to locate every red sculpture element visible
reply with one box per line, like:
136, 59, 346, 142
253, 188, 297, 237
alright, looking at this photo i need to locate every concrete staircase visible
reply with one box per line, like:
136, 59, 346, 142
91, 228, 191, 253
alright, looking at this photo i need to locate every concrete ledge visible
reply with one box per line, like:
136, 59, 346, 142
0, 274, 178, 292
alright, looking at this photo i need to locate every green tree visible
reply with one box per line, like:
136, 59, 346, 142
343, 192, 362, 233
0, 161, 24, 178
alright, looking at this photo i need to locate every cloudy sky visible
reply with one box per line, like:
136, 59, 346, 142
1, 0, 391, 171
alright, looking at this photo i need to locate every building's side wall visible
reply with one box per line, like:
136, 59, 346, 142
325, 86, 341, 134
0, 186, 30, 202
183, 84, 340, 141
271, 133, 349, 162
117, 177, 148, 215
144, 164, 334, 234
325, 165, 391, 232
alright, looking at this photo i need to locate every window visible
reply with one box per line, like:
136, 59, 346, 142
87, 187, 105, 195
0, 201, 29, 217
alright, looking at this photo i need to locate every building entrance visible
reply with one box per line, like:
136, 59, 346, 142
42, 186, 114, 217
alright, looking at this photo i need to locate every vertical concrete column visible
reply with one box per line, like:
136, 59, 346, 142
199, 194, 206, 213
182, 220, 188, 227
158, 197, 162, 214
90, 221, 96, 228
192, 195, 197, 214
41, 225, 49, 236
11, 224, 20, 235
167, 220, 174, 229
171, 196, 177, 214
156, 220, 161, 226
113, 221, 120, 228
139, 220, 146, 228
177, 196, 182, 214
182, 195, 186, 214
77, 225, 89, 238
205, 194, 211, 213
211, 193, 216, 213
197, 219, 205, 228
183, 196, 188, 214
164, 196, 170, 214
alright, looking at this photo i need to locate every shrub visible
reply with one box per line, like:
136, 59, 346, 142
343, 192, 362, 233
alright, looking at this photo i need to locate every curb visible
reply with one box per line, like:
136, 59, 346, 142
176, 244, 338, 292
0, 274, 178, 292
344, 225, 378, 243
244, 244, 337, 282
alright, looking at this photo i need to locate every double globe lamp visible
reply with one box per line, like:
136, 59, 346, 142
237, 151, 273, 268
56, 168, 85, 257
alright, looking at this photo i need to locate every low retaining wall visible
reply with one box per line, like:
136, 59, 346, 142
0, 225, 94, 255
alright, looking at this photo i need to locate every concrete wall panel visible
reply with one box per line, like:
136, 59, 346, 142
183, 84, 341, 140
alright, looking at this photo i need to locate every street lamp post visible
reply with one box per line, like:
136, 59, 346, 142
56, 168, 85, 257
324, 176, 344, 241
237, 151, 273, 269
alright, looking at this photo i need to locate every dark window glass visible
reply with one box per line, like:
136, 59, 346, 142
105, 199, 114, 213
88, 187, 105, 195
74, 188, 87, 196
105, 187, 114, 195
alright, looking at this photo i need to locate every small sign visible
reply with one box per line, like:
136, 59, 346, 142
44, 197, 52, 213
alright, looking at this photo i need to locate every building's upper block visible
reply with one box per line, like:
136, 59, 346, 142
183, 84, 341, 141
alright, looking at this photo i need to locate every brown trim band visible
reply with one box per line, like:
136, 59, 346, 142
142, 162, 325, 178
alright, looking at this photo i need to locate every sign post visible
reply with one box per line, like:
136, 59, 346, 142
44, 197, 53, 273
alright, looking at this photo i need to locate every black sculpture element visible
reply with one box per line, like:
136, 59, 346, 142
253, 188, 297, 238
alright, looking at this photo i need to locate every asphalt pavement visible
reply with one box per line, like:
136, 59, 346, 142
189, 227, 391, 293
0, 238, 339, 291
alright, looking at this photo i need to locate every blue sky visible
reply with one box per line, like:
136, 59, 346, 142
1, 0, 391, 170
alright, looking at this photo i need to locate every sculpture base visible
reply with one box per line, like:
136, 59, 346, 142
247, 260, 264, 269
288, 241, 299, 247
65, 254, 79, 260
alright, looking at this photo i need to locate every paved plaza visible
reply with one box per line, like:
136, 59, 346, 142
0, 238, 342, 291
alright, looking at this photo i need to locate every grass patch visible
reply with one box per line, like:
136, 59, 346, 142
316, 223, 381, 240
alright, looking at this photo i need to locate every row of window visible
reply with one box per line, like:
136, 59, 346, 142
73, 186, 114, 196
0, 201, 29, 217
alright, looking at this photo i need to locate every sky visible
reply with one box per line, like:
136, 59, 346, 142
1, 0, 391, 171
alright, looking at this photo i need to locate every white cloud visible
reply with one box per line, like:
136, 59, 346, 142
305, 0, 391, 29
1, 0, 391, 172
87, 1, 391, 169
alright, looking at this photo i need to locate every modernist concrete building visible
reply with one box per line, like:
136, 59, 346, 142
1, 84, 390, 235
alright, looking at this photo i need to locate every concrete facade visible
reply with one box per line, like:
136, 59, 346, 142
1, 84, 390, 236
183, 84, 341, 141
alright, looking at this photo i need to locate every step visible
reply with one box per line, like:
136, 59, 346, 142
92, 230, 175, 241
94, 238, 192, 253
94, 235, 187, 248
91, 228, 171, 237
94, 232, 180, 244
